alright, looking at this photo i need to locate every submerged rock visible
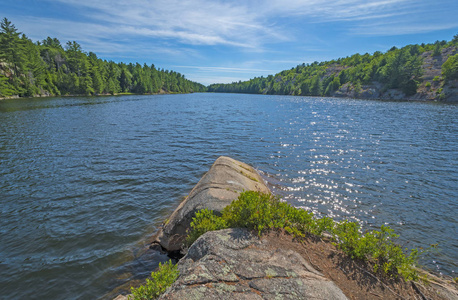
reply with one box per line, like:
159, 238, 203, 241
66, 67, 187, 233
151, 156, 270, 252
159, 228, 348, 299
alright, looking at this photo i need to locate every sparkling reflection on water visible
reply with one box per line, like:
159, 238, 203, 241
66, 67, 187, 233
0, 93, 456, 299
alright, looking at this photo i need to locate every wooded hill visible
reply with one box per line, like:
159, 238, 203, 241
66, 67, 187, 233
0, 18, 206, 98
208, 35, 458, 101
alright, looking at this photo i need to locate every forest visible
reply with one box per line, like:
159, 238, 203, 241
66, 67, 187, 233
208, 35, 458, 101
0, 18, 206, 98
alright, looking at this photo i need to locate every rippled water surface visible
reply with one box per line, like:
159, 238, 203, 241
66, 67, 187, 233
0, 93, 456, 299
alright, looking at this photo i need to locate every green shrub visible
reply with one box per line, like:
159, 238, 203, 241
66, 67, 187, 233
442, 53, 458, 81
223, 191, 287, 235
425, 82, 431, 88
433, 76, 440, 82
130, 260, 178, 300
186, 191, 426, 280
186, 209, 227, 246
332, 223, 422, 279
401, 79, 419, 96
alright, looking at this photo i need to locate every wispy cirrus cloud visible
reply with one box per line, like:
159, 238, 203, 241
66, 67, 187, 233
47, 0, 285, 48
20, 0, 458, 51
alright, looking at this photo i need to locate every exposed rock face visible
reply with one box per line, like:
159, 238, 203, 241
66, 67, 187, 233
159, 228, 348, 300
330, 47, 458, 102
152, 156, 270, 252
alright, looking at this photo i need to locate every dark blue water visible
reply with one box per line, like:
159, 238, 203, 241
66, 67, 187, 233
0, 93, 456, 299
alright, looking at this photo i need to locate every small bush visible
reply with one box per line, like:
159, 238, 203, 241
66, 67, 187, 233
223, 192, 288, 235
130, 260, 178, 300
186, 209, 227, 246
425, 82, 431, 88
332, 223, 422, 279
433, 76, 440, 82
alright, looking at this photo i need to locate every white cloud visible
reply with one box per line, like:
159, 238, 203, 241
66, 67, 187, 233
13, 16, 203, 59
24, 0, 457, 51
48, 0, 284, 48
263, 0, 414, 20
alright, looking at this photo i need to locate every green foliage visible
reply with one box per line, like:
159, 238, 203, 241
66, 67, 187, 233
187, 191, 427, 280
324, 76, 341, 95
442, 53, 458, 81
130, 260, 178, 300
223, 191, 280, 235
0, 18, 206, 98
432, 43, 442, 57
354, 80, 362, 96
433, 76, 441, 82
425, 82, 431, 88
332, 223, 424, 280
186, 209, 227, 246
0, 74, 17, 96
402, 79, 419, 96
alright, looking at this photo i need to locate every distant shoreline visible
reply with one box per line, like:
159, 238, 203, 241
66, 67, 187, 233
0, 90, 196, 101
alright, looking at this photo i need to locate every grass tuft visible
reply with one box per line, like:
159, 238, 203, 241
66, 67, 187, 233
130, 260, 178, 300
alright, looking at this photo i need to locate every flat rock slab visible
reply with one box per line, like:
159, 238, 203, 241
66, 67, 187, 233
152, 156, 270, 252
159, 228, 348, 300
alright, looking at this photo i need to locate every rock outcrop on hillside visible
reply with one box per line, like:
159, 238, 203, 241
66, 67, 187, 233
159, 228, 348, 299
332, 47, 458, 102
151, 156, 270, 252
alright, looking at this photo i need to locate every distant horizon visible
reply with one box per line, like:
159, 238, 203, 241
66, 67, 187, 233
3, 0, 458, 85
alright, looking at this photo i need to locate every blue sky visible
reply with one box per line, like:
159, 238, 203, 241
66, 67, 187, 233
2, 0, 458, 85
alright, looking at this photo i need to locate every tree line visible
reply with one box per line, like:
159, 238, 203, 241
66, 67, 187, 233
0, 18, 206, 98
208, 35, 458, 100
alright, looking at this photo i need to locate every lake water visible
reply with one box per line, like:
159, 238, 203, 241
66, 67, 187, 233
0, 93, 456, 299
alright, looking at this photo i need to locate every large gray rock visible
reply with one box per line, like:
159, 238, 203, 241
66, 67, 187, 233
159, 228, 348, 300
152, 156, 270, 252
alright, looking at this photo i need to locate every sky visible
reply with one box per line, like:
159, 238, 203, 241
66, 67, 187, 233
2, 0, 458, 85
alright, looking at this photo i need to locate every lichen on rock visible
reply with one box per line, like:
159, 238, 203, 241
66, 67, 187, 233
159, 228, 348, 299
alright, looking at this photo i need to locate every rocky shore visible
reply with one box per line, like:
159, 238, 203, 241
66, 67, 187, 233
114, 156, 457, 299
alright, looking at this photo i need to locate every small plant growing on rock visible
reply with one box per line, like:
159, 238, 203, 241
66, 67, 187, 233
130, 260, 178, 300
331, 222, 426, 280
186, 209, 227, 246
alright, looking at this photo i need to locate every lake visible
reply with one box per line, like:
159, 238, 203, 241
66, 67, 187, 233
0, 93, 456, 299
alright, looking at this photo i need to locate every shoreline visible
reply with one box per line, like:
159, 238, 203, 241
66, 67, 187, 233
0, 90, 196, 101
3, 91, 458, 103
206, 91, 458, 103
